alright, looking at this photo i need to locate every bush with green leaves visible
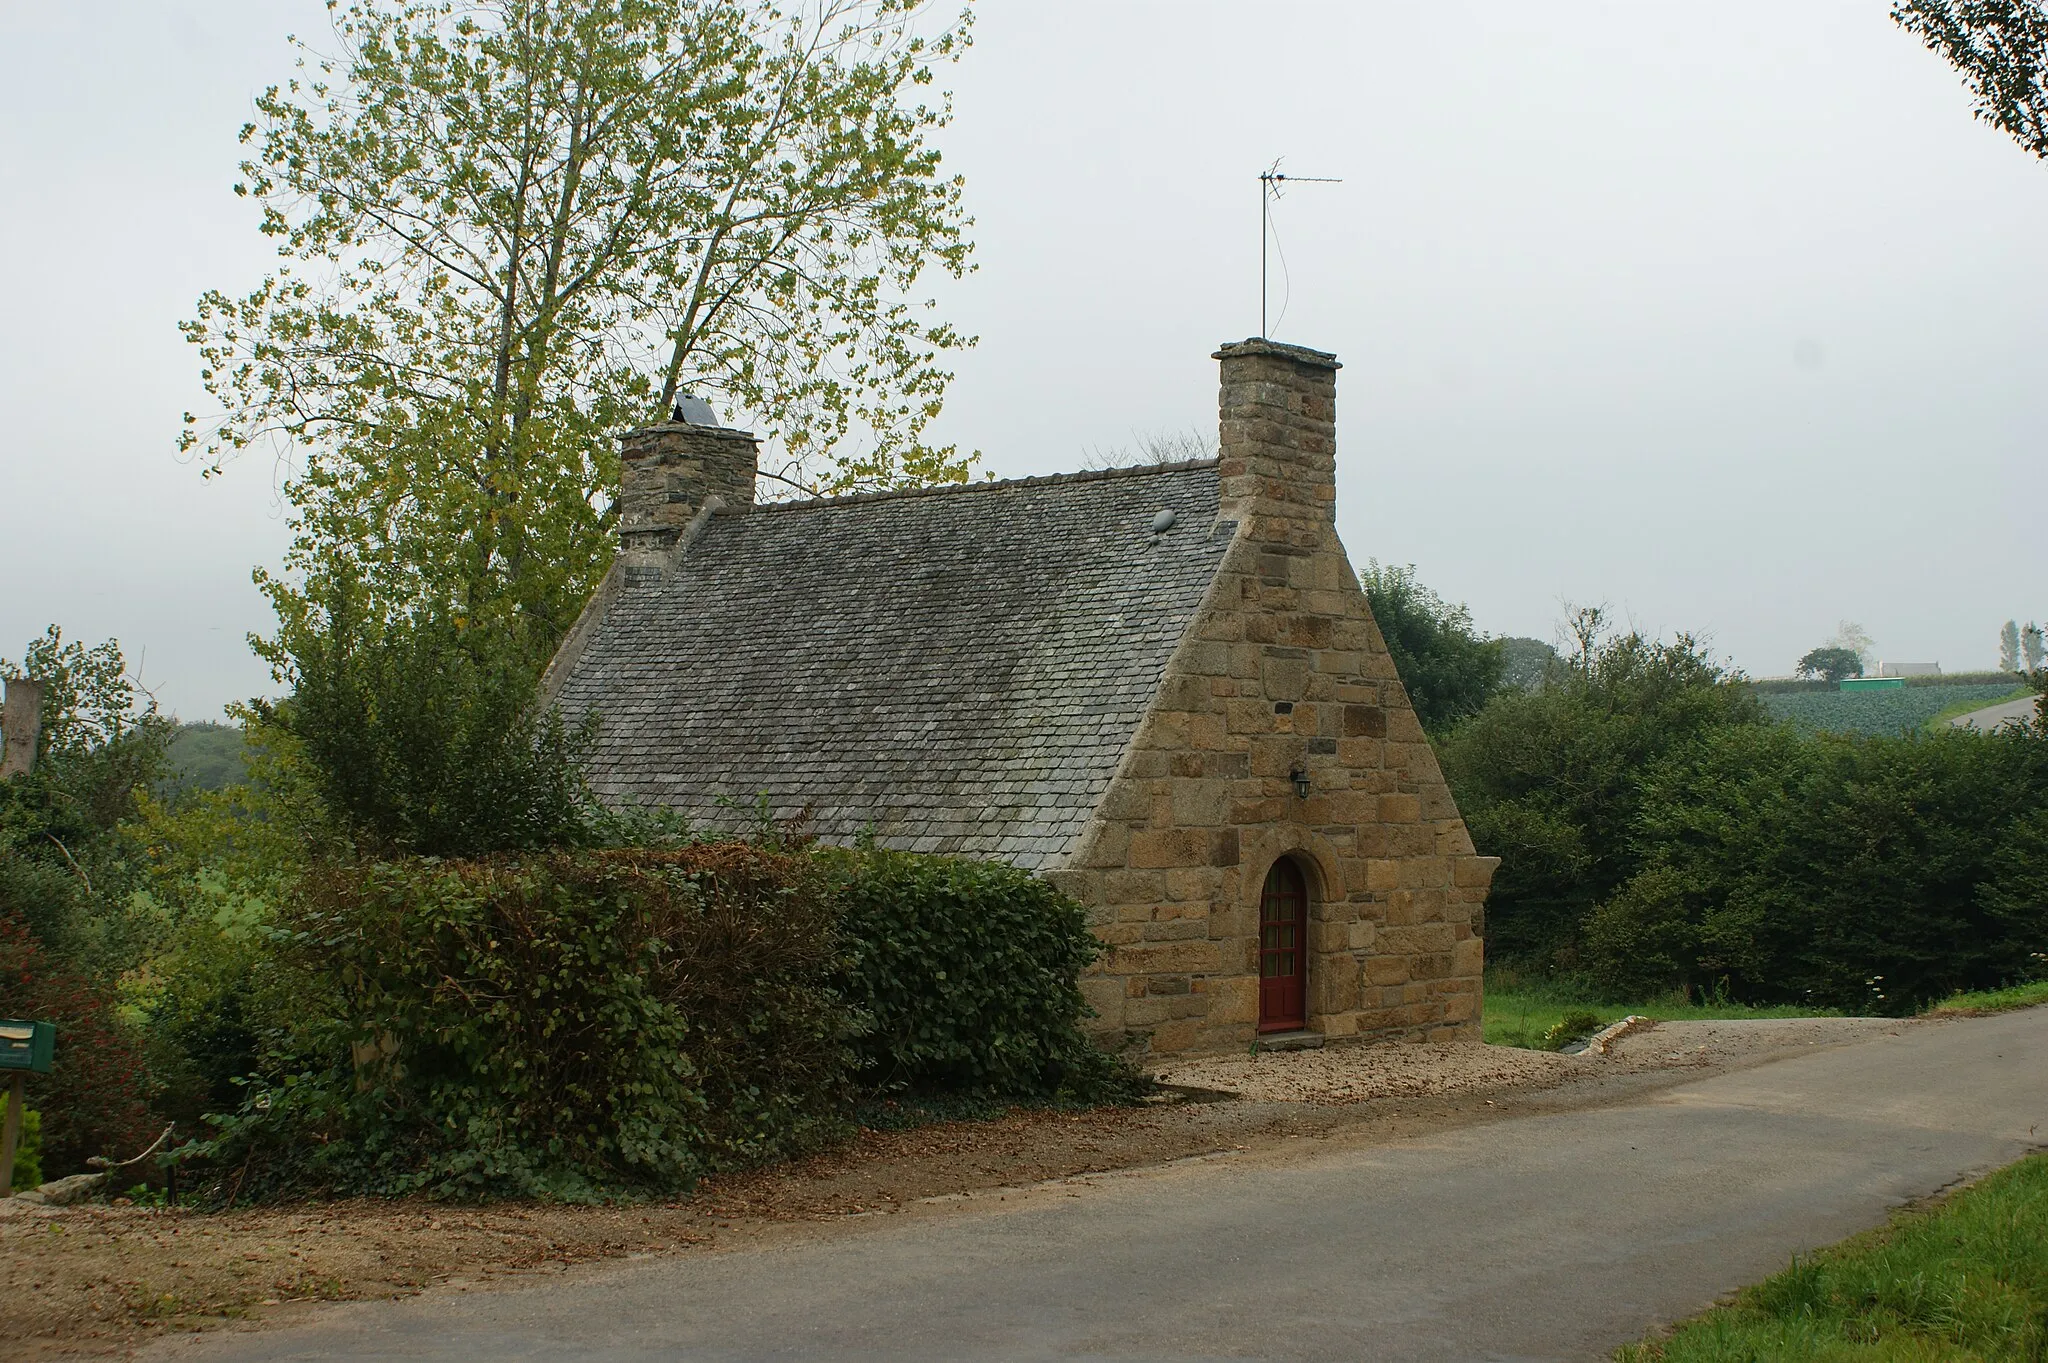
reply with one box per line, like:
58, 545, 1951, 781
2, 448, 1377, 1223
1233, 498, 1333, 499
1585, 724, 2048, 1012
1438, 628, 1767, 964
1358, 561, 1506, 734
185, 839, 1135, 1203
0, 917, 160, 1179
0, 626, 176, 977
258, 594, 595, 858
827, 847, 1131, 1102
193, 845, 851, 1202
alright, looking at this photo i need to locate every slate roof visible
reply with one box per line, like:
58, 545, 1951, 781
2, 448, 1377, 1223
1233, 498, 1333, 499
551, 460, 1231, 868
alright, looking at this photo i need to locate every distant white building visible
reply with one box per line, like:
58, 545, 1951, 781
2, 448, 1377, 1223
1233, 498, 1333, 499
1874, 661, 1941, 678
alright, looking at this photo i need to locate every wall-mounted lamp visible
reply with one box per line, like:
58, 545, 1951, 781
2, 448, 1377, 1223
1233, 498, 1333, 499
1289, 766, 1311, 800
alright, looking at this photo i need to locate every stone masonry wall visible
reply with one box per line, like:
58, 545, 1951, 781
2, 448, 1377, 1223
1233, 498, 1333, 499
1047, 341, 1497, 1057
618, 422, 759, 555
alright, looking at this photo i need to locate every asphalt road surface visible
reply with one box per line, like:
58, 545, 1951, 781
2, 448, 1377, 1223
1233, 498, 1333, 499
159, 1009, 2048, 1363
1952, 694, 2039, 731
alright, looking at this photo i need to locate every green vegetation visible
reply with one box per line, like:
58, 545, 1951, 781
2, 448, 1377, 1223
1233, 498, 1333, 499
1618, 1151, 2048, 1361
1762, 682, 2023, 736
1358, 561, 1507, 733
1795, 645, 1863, 682
1499, 636, 1561, 693
5, 1110, 42, 1191
4, 609, 1139, 1203
193, 843, 1131, 1203
163, 722, 247, 795
1439, 609, 2048, 1015
261, 594, 599, 857
829, 847, 1130, 1101
1484, 971, 1830, 1051
1923, 685, 2036, 729
1585, 724, 2048, 1012
186, 0, 979, 678
1925, 976, 2048, 1016
1438, 617, 1768, 965
1753, 673, 2019, 695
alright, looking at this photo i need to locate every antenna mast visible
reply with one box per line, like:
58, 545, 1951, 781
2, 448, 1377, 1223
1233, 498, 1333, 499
1259, 160, 1341, 339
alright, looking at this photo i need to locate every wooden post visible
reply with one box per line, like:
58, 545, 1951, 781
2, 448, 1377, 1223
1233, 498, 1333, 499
1, 677, 44, 779
0, 1072, 24, 1198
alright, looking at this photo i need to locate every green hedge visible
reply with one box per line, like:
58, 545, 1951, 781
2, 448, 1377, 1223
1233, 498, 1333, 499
827, 848, 1124, 1100
190, 843, 1130, 1202
1585, 725, 2048, 1012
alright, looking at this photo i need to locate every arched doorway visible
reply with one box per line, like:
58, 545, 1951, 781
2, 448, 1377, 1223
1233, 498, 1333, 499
1258, 857, 1309, 1033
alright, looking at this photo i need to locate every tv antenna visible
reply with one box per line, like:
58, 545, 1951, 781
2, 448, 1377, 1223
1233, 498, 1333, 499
1260, 160, 1341, 339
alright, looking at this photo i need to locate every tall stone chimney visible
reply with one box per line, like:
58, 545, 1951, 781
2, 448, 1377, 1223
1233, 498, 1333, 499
1, 677, 43, 779
1214, 338, 1341, 533
616, 415, 759, 555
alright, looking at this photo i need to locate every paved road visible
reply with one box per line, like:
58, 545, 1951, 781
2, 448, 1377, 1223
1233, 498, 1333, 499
1952, 694, 2038, 731
160, 1010, 2048, 1363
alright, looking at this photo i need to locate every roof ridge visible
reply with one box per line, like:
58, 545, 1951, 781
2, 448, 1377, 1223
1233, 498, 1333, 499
739, 457, 1219, 515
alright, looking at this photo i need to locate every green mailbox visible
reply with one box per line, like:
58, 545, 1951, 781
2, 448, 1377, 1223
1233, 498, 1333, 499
0, 1020, 55, 1073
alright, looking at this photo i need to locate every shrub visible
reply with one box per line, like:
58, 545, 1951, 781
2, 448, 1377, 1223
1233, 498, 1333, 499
195, 845, 850, 1202
1541, 1011, 1603, 1051
0, 918, 160, 1178
186, 840, 1137, 1203
1358, 561, 1506, 733
828, 848, 1133, 1102
260, 594, 595, 857
1439, 629, 1766, 963
1585, 725, 2048, 1012
6, 1109, 42, 1190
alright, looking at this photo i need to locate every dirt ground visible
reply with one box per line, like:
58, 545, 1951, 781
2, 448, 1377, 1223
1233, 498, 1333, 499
0, 1016, 1925, 1359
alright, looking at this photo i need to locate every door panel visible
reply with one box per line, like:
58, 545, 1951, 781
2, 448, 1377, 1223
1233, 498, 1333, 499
1258, 858, 1308, 1032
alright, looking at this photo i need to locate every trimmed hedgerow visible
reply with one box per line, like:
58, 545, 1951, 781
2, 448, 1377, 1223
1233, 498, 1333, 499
825, 847, 1132, 1102
199, 845, 852, 1202
189, 843, 1135, 1204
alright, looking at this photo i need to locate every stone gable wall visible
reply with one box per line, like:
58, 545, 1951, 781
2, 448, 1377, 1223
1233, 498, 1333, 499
1046, 341, 1496, 1056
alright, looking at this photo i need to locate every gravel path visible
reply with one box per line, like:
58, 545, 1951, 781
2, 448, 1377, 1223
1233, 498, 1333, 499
1151, 1039, 1577, 1104
1149, 1016, 1917, 1105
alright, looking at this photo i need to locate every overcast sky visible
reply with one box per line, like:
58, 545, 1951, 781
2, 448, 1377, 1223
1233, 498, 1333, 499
2, 1, 2044, 721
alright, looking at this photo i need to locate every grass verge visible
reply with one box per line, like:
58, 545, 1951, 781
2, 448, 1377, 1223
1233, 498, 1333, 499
1616, 1152, 2048, 1361
1484, 971, 1831, 1051
1924, 979, 2048, 1017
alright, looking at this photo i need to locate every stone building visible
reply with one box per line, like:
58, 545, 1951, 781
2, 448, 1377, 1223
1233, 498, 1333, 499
542, 339, 1496, 1056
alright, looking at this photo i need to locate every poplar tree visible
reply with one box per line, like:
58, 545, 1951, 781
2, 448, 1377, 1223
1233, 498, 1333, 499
183, 0, 977, 667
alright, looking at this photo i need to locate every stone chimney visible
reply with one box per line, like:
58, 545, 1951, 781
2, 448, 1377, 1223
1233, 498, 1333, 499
616, 417, 759, 555
1214, 338, 1341, 531
1, 677, 43, 779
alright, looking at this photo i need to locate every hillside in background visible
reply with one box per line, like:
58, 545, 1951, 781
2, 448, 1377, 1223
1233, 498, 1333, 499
164, 721, 247, 794
1499, 637, 1559, 692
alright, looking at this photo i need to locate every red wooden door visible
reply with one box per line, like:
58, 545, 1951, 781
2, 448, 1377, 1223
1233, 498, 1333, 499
1258, 858, 1308, 1033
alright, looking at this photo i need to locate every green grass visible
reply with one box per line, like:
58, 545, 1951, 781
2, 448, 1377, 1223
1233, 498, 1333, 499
1617, 1152, 2048, 1361
1761, 684, 2025, 738
1484, 971, 1833, 1050
1924, 978, 2048, 1016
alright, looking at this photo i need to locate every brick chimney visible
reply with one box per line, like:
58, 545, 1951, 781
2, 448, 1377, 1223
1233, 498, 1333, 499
616, 417, 759, 555
1214, 338, 1341, 532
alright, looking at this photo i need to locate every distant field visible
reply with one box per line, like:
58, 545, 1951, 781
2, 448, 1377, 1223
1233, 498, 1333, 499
1761, 683, 2024, 737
